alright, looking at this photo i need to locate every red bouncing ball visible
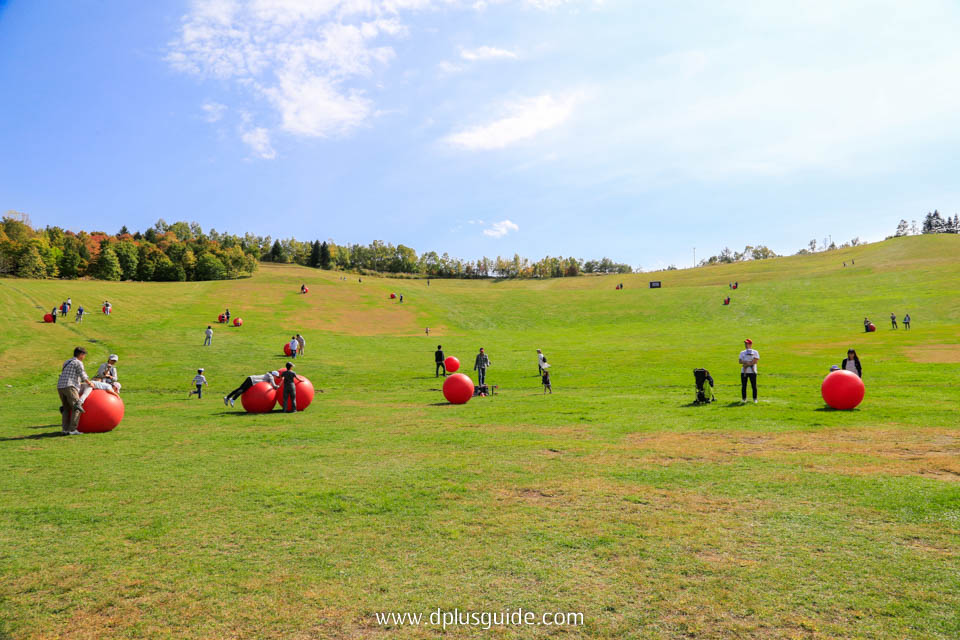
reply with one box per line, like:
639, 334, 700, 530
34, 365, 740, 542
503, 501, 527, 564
442, 373, 474, 405
77, 390, 125, 433
240, 381, 278, 413
821, 370, 865, 410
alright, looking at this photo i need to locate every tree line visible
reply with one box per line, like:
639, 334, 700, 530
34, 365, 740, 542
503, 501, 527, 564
261, 238, 633, 278
891, 210, 960, 237
0, 213, 258, 281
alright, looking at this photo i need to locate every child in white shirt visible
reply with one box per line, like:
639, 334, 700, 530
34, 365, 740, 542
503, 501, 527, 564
189, 369, 208, 399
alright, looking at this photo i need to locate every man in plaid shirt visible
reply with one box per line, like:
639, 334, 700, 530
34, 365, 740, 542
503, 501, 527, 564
57, 346, 90, 435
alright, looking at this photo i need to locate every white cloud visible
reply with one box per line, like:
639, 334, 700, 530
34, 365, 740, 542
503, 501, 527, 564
241, 127, 277, 159
444, 93, 578, 150
169, 1, 595, 156
460, 46, 517, 61
201, 101, 227, 122
483, 219, 519, 237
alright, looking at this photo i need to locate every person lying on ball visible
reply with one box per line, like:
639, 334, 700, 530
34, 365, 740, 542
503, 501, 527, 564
78, 379, 121, 406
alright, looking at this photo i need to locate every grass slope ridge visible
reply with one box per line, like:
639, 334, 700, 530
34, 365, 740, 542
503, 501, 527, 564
0, 234, 958, 639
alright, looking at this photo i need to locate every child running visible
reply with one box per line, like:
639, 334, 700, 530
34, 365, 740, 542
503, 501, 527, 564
542, 369, 552, 394
189, 368, 207, 398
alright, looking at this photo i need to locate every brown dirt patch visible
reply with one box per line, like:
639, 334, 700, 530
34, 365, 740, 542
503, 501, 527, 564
903, 344, 960, 363
623, 428, 960, 480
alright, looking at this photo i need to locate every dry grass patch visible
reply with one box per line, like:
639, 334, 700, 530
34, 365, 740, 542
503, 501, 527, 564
903, 343, 960, 363
625, 428, 960, 480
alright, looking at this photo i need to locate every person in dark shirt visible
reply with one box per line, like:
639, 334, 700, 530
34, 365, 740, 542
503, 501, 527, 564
841, 349, 862, 378
279, 362, 305, 413
542, 370, 552, 394
435, 345, 446, 377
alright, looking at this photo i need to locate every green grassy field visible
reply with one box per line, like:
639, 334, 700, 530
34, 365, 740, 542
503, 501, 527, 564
1, 234, 959, 639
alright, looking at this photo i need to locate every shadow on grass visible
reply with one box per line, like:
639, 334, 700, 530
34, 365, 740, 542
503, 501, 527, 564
28, 424, 61, 429
1, 430, 69, 441
814, 406, 860, 412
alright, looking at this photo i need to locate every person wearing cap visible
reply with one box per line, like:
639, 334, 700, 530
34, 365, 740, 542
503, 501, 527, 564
840, 349, 862, 378
204, 325, 213, 346
95, 355, 119, 383
224, 370, 279, 407
189, 368, 208, 398
57, 346, 90, 435
278, 361, 305, 413
537, 349, 547, 376
738, 339, 760, 404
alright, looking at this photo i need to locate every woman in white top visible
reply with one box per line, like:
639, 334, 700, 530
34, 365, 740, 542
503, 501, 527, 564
840, 349, 862, 377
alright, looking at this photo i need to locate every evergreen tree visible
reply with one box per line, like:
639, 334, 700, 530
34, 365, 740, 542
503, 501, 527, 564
269, 239, 286, 263
894, 219, 910, 237
309, 240, 321, 268
95, 246, 123, 281
118, 225, 130, 236
114, 240, 139, 280
59, 247, 81, 278
319, 241, 331, 269
15, 244, 47, 278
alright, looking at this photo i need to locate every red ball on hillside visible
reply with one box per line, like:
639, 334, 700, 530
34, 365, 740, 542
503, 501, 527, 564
77, 390, 125, 433
303, 287, 309, 294
240, 381, 278, 413
442, 373, 474, 405
273, 375, 315, 411
283, 342, 293, 356
821, 370, 865, 410
218, 314, 225, 323
390, 293, 396, 299
43, 313, 54, 323
867, 323, 877, 332
233, 317, 243, 327
102, 306, 107, 314
444, 356, 460, 372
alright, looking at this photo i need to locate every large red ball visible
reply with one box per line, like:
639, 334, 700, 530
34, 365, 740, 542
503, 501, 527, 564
241, 381, 278, 413
77, 389, 125, 433
867, 323, 876, 332
390, 293, 396, 299
233, 317, 243, 327
274, 375, 315, 411
442, 373, 474, 405
821, 370, 865, 410
444, 356, 460, 372
283, 342, 293, 356
43, 313, 54, 323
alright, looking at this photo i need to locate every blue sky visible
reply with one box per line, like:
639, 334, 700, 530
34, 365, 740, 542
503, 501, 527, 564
1, 0, 959, 269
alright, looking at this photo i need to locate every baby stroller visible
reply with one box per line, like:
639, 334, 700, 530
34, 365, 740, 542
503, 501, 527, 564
693, 368, 715, 404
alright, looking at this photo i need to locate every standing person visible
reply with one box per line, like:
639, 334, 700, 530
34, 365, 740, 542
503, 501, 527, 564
863, 317, 871, 332
474, 347, 491, 387
904, 313, 911, 330
204, 325, 213, 346
57, 347, 89, 435
399, 294, 404, 303
223, 371, 279, 407
738, 339, 760, 404
278, 362, 304, 413
66, 297, 72, 312
60, 301, 68, 317
841, 349, 862, 378
435, 345, 446, 377
301, 283, 307, 294
189, 369, 207, 398
289, 336, 299, 359
96, 355, 119, 384
75, 305, 84, 323
51, 306, 58, 323
542, 369, 552, 394
425, 327, 430, 335
224, 308, 231, 325
296, 333, 305, 357
537, 349, 547, 376
890, 312, 897, 329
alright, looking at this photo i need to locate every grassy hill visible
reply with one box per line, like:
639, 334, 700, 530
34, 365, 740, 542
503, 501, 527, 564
1, 234, 958, 639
